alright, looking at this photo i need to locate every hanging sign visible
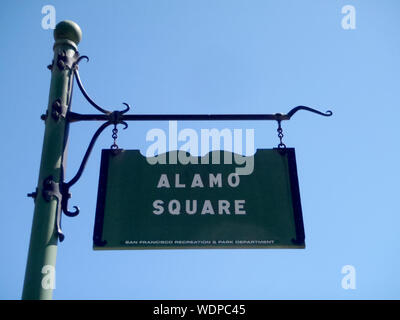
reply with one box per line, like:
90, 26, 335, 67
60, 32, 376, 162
93, 148, 305, 249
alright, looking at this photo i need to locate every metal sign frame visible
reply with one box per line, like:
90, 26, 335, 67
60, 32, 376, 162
93, 148, 305, 250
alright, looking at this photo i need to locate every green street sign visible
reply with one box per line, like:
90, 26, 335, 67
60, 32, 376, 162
93, 148, 305, 249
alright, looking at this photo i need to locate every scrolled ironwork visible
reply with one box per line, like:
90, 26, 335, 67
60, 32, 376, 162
59, 55, 131, 223
286, 106, 332, 119
53, 52, 333, 242
73, 56, 131, 116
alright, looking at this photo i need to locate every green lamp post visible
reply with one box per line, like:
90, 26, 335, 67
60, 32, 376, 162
22, 20, 82, 300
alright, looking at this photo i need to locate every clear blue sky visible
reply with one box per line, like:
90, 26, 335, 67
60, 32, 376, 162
1, 0, 400, 299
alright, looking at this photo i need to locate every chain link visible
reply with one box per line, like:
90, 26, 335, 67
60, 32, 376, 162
111, 124, 119, 150
277, 120, 286, 149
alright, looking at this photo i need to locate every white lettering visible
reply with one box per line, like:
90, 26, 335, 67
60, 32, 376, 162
191, 174, 204, 188
157, 174, 170, 188
185, 200, 197, 214
234, 200, 246, 215
209, 173, 222, 188
201, 200, 215, 215
168, 200, 181, 215
227, 173, 240, 187
152, 200, 164, 215
175, 174, 185, 188
218, 200, 230, 214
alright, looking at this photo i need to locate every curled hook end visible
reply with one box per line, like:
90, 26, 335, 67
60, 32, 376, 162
121, 102, 131, 114
287, 106, 334, 119
64, 205, 80, 217
76, 55, 89, 65
58, 232, 65, 242
121, 121, 129, 130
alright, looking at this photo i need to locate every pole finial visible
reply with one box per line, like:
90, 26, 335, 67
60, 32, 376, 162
54, 20, 82, 46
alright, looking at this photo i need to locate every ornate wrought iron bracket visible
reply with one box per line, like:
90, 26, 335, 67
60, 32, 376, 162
57, 56, 130, 227
41, 176, 65, 241
44, 53, 332, 241
48, 50, 79, 71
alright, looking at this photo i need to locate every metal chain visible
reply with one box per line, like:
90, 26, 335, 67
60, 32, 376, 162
277, 120, 286, 149
111, 124, 119, 149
